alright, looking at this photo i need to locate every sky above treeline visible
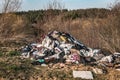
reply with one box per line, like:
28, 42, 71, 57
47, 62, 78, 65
22, 0, 115, 11
0, 0, 115, 11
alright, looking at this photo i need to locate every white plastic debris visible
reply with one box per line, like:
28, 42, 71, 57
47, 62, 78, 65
99, 55, 113, 63
36, 44, 42, 47
114, 52, 120, 57
116, 69, 120, 71
73, 71, 93, 79
114, 52, 120, 55
80, 48, 95, 57
42, 36, 54, 50
21, 52, 30, 58
93, 68, 103, 74
22, 31, 116, 66
92, 49, 101, 55
41, 64, 47, 67
60, 43, 73, 54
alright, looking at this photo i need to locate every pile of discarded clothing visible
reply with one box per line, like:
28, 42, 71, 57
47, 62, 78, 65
20, 31, 120, 67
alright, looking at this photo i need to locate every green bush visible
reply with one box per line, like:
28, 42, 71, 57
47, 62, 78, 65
9, 51, 20, 56
0, 51, 3, 57
10, 65, 21, 71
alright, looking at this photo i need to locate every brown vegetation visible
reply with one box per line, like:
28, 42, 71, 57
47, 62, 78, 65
0, 0, 119, 52
0, 0, 120, 80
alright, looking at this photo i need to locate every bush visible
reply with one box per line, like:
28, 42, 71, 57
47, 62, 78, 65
0, 51, 3, 57
9, 50, 20, 56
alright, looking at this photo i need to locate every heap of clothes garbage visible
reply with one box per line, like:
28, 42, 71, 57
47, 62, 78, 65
21, 31, 120, 67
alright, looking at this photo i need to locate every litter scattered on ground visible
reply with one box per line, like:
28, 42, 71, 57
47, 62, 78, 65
73, 71, 93, 79
116, 69, 120, 71
92, 68, 104, 74
20, 30, 120, 78
41, 64, 47, 67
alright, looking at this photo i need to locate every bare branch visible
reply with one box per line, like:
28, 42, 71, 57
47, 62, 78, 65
2, 0, 22, 13
46, 0, 65, 10
111, 0, 120, 11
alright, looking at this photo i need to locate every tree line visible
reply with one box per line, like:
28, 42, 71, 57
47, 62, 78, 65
14, 8, 111, 22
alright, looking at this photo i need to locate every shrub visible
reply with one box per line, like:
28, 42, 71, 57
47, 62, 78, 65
9, 50, 20, 56
0, 51, 3, 57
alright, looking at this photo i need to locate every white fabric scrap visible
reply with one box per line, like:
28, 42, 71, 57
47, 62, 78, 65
99, 55, 113, 63
73, 71, 93, 79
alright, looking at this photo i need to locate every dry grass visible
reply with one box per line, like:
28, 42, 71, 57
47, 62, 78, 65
38, 13, 120, 53
0, 55, 120, 80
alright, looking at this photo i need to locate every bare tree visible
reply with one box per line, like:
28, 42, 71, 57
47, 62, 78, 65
2, 0, 22, 13
46, 0, 65, 10
0, 0, 22, 38
110, 0, 120, 12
